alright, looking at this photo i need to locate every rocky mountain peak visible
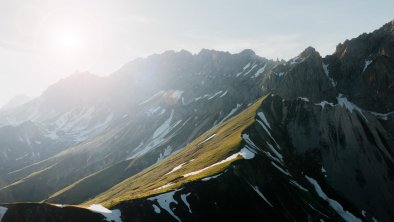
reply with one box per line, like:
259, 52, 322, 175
324, 20, 394, 112
381, 19, 394, 33
299, 46, 318, 57
239, 49, 256, 56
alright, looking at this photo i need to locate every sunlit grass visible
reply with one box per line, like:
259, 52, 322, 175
84, 94, 268, 208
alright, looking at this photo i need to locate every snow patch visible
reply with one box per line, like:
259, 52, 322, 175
315, 101, 334, 109
305, 176, 362, 222
201, 173, 222, 181
271, 161, 290, 176
208, 91, 223, 100
249, 184, 273, 207
156, 146, 174, 162
322, 63, 337, 86
199, 134, 216, 145
243, 64, 258, 76
219, 104, 242, 124
0, 206, 8, 221
242, 133, 260, 150
290, 180, 308, 192
235, 62, 251, 77
257, 112, 271, 129
154, 183, 175, 191
183, 148, 254, 178
337, 94, 367, 120
165, 163, 187, 175
363, 60, 373, 72
243, 62, 251, 70
180, 193, 192, 213
153, 111, 181, 139
369, 111, 393, 121
266, 143, 283, 162
252, 64, 267, 78
88, 204, 111, 213
298, 97, 309, 102
220, 90, 228, 97
256, 119, 279, 147
240, 147, 255, 159
148, 190, 181, 222
88, 205, 122, 222
152, 204, 161, 213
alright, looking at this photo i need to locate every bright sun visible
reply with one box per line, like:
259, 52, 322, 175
54, 28, 82, 54
35, 8, 102, 72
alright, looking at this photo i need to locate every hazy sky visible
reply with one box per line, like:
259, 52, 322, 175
0, 0, 393, 106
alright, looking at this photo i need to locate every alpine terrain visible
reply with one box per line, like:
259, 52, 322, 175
0, 20, 393, 222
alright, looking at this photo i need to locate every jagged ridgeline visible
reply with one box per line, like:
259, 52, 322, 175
0, 20, 393, 222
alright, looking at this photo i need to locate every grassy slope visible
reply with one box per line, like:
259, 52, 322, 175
85, 95, 267, 208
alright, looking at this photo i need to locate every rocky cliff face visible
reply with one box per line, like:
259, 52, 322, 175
324, 20, 394, 112
93, 95, 393, 222
0, 20, 393, 222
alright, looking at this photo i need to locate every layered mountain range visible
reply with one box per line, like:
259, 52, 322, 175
0, 20, 393, 222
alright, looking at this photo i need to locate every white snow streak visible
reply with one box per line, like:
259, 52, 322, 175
220, 91, 228, 97
253, 64, 267, 78
257, 112, 271, 129
208, 91, 223, 100
201, 173, 222, 181
183, 148, 254, 178
249, 184, 273, 207
363, 60, 373, 72
289, 180, 308, 192
199, 134, 216, 145
369, 111, 393, 121
305, 176, 362, 222
165, 163, 187, 175
219, 104, 242, 124
298, 97, 310, 102
322, 63, 337, 87
315, 101, 334, 109
271, 161, 290, 176
180, 193, 192, 213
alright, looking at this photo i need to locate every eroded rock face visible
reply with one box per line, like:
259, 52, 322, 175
324, 20, 394, 112
270, 47, 337, 103
257, 95, 394, 222
109, 95, 393, 222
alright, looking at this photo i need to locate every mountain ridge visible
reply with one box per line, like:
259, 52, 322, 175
0, 19, 393, 222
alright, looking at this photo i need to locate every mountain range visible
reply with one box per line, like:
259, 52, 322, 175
0, 20, 393, 222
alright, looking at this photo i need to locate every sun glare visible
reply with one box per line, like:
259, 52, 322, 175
54, 28, 82, 54
35, 8, 102, 72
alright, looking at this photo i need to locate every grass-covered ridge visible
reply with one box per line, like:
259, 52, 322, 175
85, 95, 268, 208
